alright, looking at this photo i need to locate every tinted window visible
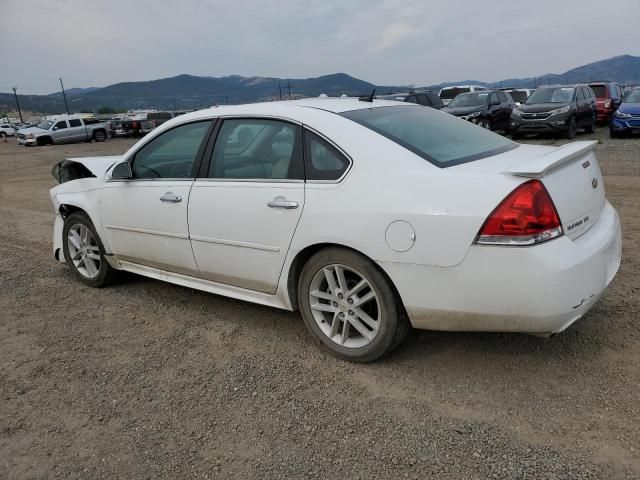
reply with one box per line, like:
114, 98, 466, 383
68, 119, 82, 127
440, 87, 470, 100
132, 121, 211, 179
209, 119, 302, 180
341, 106, 515, 167
304, 131, 350, 181
498, 92, 509, 103
416, 94, 430, 106
576, 88, 585, 101
589, 85, 607, 98
405, 95, 418, 104
508, 90, 528, 103
427, 93, 443, 108
448, 92, 489, 107
148, 112, 173, 120
54, 121, 68, 130
489, 93, 499, 104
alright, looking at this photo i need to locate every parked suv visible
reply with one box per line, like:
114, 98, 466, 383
16, 115, 108, 146
588, 82, 625, 123
438, 85, 487, 106
510, 85, 596, 139
378, 91, 443, 109
442, 90, 513, 131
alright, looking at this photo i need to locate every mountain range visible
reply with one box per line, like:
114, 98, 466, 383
1, 55, 638, 114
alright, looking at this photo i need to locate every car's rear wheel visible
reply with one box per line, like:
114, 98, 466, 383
585, 114, 596, 134
62, 212, 118, 287
298, 248, 409, 362
94, 130, 106, 142
565, 116, 576, 139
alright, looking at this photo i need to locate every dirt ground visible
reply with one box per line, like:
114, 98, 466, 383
1, 128, 639, 479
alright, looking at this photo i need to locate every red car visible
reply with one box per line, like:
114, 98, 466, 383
588, 82, 625, 123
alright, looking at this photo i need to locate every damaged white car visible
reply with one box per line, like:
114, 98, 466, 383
50, 98, 622, 362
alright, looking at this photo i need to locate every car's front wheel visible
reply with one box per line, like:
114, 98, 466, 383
62, 212, 118, 287
565, 116, 577, 139
298, 248, 410, 362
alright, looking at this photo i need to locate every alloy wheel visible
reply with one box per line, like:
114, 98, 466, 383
67, 224, 101, 279
308, 264, 381, 349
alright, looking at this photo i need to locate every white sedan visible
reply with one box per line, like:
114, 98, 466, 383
50, 98, 622, 362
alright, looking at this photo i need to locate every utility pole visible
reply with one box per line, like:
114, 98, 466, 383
59, 78, 70, 115
278, 81, 283, 100
12, 87, 24, 123
286, 82, 292, 99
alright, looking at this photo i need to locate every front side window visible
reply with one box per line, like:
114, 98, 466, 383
54, 121, 68, 130
208, 119, 302, 180
304, 131, 350, 181
341, 105, 516, 167
68, 119, 82, 127
131, 121, 211, 179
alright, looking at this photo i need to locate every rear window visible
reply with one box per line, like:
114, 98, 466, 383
148, 112, 173, 120
440, 87, 470, 100
508, 90, 528, 103
341, 105, 516, 168
589, 85, 607, 98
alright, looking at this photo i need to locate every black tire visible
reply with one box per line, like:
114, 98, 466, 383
0, 132, 6, 139
298, 247, 409, 362
93, 130, 106, 142
62, 212, 118, 288
565, 116, 576, 140
585, 114, 596, 134
36, 136, 51, 146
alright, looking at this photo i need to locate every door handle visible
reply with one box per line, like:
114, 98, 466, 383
160, 192, 182, 203
267, 196, 299, 209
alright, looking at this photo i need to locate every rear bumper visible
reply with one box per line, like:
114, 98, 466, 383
380, 201, 621, 335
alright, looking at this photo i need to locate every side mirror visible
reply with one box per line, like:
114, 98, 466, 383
52, 127, 58, 131
111, 162, 133, 180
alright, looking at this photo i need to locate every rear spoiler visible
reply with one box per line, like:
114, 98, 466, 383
504, 141, 598, 178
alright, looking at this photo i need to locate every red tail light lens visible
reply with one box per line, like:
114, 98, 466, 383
476, 180, 563, 246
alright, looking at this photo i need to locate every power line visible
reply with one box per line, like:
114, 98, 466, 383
59, 78, 70, 115
12, 87, 23, 123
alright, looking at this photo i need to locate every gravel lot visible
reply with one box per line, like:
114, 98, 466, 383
1, 128, 639, 479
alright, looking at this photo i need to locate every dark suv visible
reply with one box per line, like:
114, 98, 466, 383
588, 82, 625, 123
378, 91, 443, 109
441, 90, 513, 131
510, 84, 596, 139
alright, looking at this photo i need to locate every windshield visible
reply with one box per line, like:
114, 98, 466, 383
440, 87, 470, 100
341, 105, 516, 167
589, 85, 607, 98
36, 120, 54, 129
526, 88, 575, 104
624, 89, 640, 103
447, 92, 489, 108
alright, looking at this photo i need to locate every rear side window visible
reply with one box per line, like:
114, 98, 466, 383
341, 105, 516, 168
209, 119, 303, 180
577, 88, 585, 101
68, 119, 82, 127
304, 131, 350, 181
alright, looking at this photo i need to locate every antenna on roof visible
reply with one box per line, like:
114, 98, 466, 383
359, 88, 376, 103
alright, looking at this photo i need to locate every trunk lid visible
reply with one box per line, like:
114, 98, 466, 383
504, 141, 605, 240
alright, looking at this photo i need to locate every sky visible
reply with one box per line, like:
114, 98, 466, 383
1, 0, 639, 94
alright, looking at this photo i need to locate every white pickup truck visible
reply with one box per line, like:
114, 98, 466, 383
17, 115, 108, 146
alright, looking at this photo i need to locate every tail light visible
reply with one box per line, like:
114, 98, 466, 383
476, 180, 563, 246
605, 99, 612, 109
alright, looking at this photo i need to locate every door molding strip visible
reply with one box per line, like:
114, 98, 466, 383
104, 224, 189, 240
190, 235, 280, 252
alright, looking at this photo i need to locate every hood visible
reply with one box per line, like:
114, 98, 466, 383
18, 126, 48, 135
442, 105, 485, 116
618, 102, 640, 115
518, 103, 569, 113
52, 156, 122, 184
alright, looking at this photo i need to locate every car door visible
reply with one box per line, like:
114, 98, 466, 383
188, 117, 305, 294
100, 120, 214, 275
67, 118, 86, 142
498, 92, 512, 129
51, 120, 70, 143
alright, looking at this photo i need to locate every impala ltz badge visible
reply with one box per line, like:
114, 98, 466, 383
592, 178, 598, 189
